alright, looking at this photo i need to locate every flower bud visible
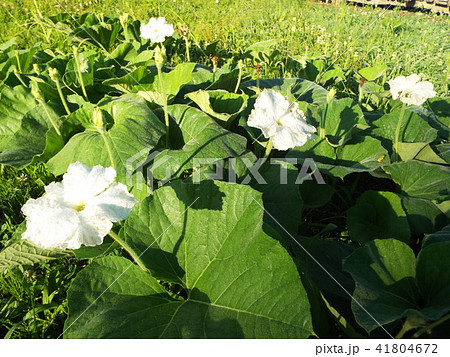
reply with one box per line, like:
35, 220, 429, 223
212, 56, 219, 72
93, 107, 104, 132
33, 63, 41, 75
177, 25, 189, 37
154, 45, 166, 69
327, 87, 337, 102
48, 67, 60, 82
119, 13, 129, 26
31, 87, 44, 103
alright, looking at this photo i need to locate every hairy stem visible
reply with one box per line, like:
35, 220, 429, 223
54, 79, 71, 115
73, 46, 89, 100
157, 62, 170, 148
412, 313, 450, 338
393, 101, 407, 162
264, 138, 273, 158
109, 231, 148, 272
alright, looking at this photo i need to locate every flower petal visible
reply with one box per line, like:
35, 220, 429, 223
22, 196, 82, 250
83, 182, 137, 222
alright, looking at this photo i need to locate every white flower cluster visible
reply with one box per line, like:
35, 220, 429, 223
21, 162, 137, 250
247, 89, 316, 151
388, 74, 436, 106
140, 17, 174, 43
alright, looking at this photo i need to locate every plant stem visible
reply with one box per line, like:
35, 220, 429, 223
42, 102, 62, 136
184, 36, 190, 62
234, 60, 243, 93
393, 101, 407, 162
264, 138, 273, 158
412, 313, 450, 338
157, 61, 170, 148
395, 319, 413, 339
54, 78, 71, 115
73, 46, 89, 100
13, 68, 27, 87
98, 130, 116, 170
109, 231, 148, 272
320, 103, 328, 139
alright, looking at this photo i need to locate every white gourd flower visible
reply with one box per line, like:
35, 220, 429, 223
247, 89, 316, 151
21, 162, 137, 250
140, 17, 174, 43
388, 74, 436, 106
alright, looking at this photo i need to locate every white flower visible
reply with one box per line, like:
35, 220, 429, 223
140, 17, 174, 43
247, 89, 316, 151
388, 74, 436, 106
21, 162, 137, 250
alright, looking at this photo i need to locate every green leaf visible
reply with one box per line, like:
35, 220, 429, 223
0, 104, 64, 168
65, 181, 313, 338
251, 160, 303, 242
0, 86, 37, 151
414, 144, 447, 164
47, 95, 165, 196
344, 239, 450, 333
288, 135, 389, 179
343, 239, 418, 332
383, 161, 450, 200
422, 225, 450, 248
320, 98, 365, 147
347, 191, 410, 243
186, 90, 248, 123
152, 105, 246, 180
300, 180, 335, 208
372, 108, 438, 153
416, 242, 450, 320
293, 237, 356, 300
241, 78, 328, 105
0, 240, 72, 272
136, 63, 197, 105
402, 196, 448, 235
357, 65, 387, 81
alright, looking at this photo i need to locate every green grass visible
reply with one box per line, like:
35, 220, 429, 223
1, 0, 449, 94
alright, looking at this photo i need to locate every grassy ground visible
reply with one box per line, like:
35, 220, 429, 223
0, 0, 449, 93
0, 0, 449, 338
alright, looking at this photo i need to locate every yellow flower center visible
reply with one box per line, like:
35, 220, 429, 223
74, 201, 86, 212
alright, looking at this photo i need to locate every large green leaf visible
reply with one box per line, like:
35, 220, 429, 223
371, 108, 438, 153
422, 225, 450, 248
251, 159, 303, 242
319, 98, 365, 147
288, 135, 389, 179
347, 191, 410, 243
0, 86, 37, 151
343, 239, 418, 333
64, 180, 312, 338
401, 196, 448, 235
47, 95, 165, 194
344, 239, 450, 333
186, 90, 248, 123
383, 161, 449, 200
0, 104, 64, 168
136, 63, 197, 105
0, 240, 71, 272
152, 105, 246, 180
293, 237, 356, 300
416, 243, 450, 318
241, 78, 328, 105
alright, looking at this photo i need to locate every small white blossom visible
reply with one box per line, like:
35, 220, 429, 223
21, 162, 137, 250
247, 89, 316, 151
388, 74, 436, 106
140, 17, 174, 43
